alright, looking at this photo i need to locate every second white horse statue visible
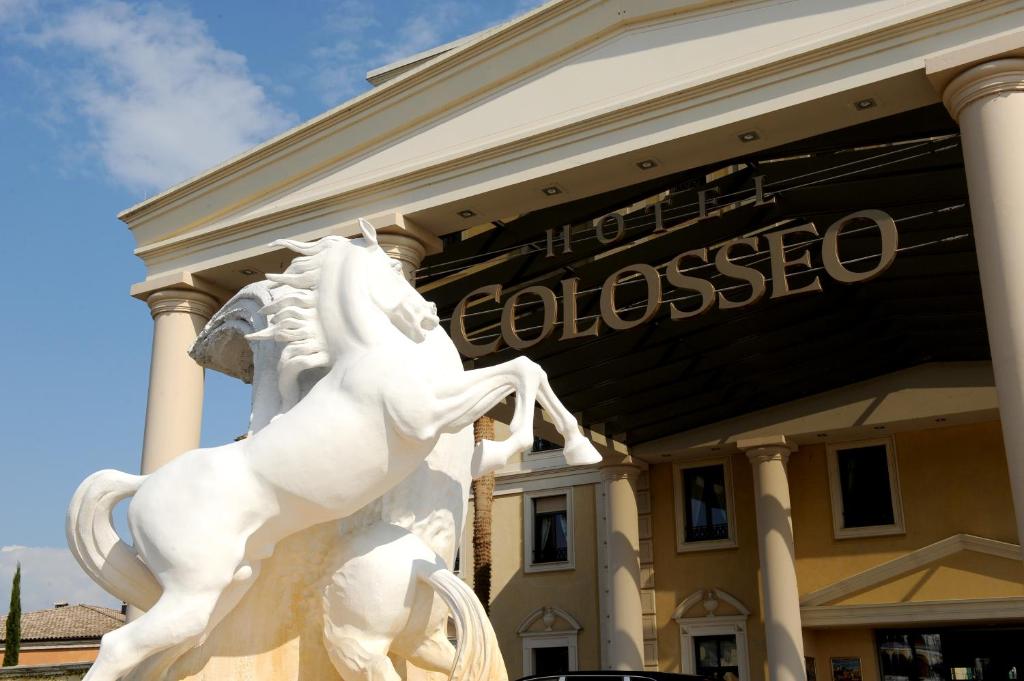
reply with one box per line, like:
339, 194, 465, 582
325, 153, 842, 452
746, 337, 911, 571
67, 220, 602, 681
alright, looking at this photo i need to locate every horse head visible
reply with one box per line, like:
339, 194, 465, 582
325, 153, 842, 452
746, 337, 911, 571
354, 218, 439, 343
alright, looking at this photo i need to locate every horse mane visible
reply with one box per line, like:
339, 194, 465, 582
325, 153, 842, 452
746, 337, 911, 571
245, 236, 347, 411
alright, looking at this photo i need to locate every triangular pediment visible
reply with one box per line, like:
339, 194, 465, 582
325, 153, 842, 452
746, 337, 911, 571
121, 0, 1005, 287
801, 535, 1024, 608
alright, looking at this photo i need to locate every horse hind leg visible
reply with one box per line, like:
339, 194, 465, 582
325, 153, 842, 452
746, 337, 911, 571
394, 629, 457, 676
324, 631, 403, 681
83, 588, 224, 681
123, 564, 262, 681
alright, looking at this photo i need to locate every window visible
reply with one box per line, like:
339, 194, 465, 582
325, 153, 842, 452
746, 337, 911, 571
518, 606, 581, 677
695, 635, 741, 681
533, 645, 570, 675
524, 489, 574, 572
673, 460, 737, 552
531, 436, 562, 454
452, 547, 461, 575
674, 588, 751, 681
827, 439, 904, 539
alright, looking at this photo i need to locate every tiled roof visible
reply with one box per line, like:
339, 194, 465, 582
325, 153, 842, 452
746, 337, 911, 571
1, 605, 124, 643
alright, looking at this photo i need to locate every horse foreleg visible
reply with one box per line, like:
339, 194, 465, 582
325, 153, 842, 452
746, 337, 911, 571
425, 357, 600, 471
428, 357, 541, 475
533, 372, 603, 466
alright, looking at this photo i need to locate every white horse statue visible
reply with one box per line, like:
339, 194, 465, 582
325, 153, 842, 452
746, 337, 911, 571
67, 220, 602, 681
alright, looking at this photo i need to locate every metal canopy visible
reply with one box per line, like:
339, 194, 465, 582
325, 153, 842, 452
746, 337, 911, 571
419, 105, 989, 446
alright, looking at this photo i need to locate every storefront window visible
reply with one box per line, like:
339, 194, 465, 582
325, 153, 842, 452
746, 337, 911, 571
695, 634, 740, 681
878, 631, 944, 681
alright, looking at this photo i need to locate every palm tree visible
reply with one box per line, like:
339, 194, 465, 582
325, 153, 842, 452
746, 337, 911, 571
471, 417, 496, 614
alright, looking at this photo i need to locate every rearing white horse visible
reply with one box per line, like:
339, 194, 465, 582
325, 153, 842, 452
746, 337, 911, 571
67, 220, 601, 681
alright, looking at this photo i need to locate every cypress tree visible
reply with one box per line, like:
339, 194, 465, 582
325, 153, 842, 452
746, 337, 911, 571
2, 563, 20, 666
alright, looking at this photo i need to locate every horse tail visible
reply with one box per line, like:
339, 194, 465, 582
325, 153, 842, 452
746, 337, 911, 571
66, 469, 162, 611
421, 568, 507, 681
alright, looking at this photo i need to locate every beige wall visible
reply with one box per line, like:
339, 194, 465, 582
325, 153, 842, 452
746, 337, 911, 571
790, 421, 1019, 596
650, 454, 769, 681
7, 646, 99, 665
647, 420, 1022, 679
804, 629, 880, 681
463, 483, 602, 676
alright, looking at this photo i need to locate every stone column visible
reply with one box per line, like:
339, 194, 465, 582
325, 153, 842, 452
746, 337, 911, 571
739, 436, 805, 681
601, 463, 645, 670
943, 59, 1024, 552
378, 232, 427, 283
140, 288, 219, 474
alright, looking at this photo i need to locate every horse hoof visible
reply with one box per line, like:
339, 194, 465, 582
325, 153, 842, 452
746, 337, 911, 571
472, 439, 508, 477
563, 438, 602, 466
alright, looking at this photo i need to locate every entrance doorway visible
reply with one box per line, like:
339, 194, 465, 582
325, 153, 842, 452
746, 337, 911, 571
877, 626, 1024, 681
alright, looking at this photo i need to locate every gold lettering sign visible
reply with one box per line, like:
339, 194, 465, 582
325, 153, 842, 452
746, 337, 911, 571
449, 209, 900, 357
600, 264, 662, 331
822, 209, 898, 283
501, 285, 558, 350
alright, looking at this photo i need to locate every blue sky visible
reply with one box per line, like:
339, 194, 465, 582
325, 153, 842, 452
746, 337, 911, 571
0, 0, 543, 614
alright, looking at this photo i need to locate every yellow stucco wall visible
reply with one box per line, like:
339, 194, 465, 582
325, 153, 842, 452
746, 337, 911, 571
790, 421, 1019, 597
650, 454, 769, 681
804, 629, 880, 681
464, 483, 602, 677
648, 420, 1022, 679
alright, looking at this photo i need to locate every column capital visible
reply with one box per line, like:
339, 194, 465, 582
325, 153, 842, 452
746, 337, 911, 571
364, 211, 443, 283
376, 232, 428, 283
145, 288, 219, 320
943, 58, 1024, 121
600, 463, 642, 482
737, 435, 796, 465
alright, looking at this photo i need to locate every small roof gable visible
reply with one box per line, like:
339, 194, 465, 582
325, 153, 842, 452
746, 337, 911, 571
801, 534, 1024, 608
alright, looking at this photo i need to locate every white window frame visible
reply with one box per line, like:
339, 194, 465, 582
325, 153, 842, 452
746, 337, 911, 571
524, 487, 575, 573
826, 437, 905, 539
517, 606, 582, 677
673, 458, 737, 552
674, 589, 750, 681
521, 633, 578, 677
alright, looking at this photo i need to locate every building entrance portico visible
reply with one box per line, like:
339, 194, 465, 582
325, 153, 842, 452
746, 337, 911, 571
111, 2, 1024, 680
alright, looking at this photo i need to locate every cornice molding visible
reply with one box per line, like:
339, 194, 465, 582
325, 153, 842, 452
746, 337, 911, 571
125, 0, 1015, 275
943, 57, 1024, 119
801, 597, 1024, 627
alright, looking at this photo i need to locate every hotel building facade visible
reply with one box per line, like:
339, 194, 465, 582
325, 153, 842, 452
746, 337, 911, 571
113, 2, 1024, 681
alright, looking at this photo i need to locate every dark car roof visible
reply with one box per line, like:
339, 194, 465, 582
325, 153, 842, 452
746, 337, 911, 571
518, 672, 707, 681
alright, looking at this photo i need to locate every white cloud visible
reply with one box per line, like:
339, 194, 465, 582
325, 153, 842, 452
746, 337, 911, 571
311, 0, 476, 106
0, 0, 35, 25
31, 1, 297, 193
1, 546, 118, 614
